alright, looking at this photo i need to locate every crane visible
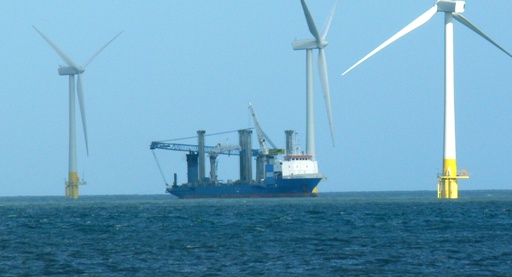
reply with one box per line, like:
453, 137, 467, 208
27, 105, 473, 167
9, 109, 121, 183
151, 139, 258, 186
208, 143, 241, 182
248, 102, 284, 155
150, 141, 254, 156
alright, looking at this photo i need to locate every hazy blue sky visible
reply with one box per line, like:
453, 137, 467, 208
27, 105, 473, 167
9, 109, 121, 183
1, 1, 511, 196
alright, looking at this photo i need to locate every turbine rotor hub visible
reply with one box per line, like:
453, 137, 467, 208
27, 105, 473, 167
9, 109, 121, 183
317, 40, 328, 49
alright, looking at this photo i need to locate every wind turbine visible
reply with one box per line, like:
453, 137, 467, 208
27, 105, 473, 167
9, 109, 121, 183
342, 1, 512, 198
292, 0, 337, 159
33, 26, 123, 199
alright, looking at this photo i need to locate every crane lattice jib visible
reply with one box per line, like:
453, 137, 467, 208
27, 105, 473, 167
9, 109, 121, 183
150, 142, 259, 157
248, 102, 280, 152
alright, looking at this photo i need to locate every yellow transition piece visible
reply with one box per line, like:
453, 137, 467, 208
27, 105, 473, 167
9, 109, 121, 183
437, 159, 469, 199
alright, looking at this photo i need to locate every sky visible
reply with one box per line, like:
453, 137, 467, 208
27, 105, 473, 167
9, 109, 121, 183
1, 1, 511, 196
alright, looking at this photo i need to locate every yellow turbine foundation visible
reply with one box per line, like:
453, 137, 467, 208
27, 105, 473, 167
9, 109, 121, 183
437, 158, 469, 199
65, 172, 82, 199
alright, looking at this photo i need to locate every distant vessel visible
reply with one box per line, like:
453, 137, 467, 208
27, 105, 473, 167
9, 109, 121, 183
151, 129, 323, 199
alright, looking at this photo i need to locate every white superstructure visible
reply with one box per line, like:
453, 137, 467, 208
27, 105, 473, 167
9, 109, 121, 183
279, 154, 320, 178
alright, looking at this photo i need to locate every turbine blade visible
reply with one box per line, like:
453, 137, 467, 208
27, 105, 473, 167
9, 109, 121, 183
32, 25, 80, 69
321, 1, 338, 40
300, 0, 321, 42
342, 5, 437, 76
77, 75, 89, 156
318, 49, 335, 146
83, 30, 124, 68
453, 14, 512, 58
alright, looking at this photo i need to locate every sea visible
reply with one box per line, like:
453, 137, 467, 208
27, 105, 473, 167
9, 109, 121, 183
1, 190, 511, 276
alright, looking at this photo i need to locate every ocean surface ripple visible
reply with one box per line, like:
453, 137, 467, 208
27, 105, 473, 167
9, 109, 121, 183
1, 190, 511, 276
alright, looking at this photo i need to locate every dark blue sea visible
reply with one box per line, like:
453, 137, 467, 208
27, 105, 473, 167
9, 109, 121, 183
1, 190, 511, 276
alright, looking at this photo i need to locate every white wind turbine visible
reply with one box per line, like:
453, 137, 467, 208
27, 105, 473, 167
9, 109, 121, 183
293, 0, 337, 159
342, 1, 512, 198
33, 26, 123, 198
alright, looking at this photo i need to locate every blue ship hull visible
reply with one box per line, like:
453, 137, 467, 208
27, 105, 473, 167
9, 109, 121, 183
167, 177, 321, 199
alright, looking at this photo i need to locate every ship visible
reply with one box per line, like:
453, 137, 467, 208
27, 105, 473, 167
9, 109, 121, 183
151, 128, 323, 199
150, 102, 326, 199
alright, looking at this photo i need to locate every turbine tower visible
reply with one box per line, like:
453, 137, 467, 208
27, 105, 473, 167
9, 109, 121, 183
292, 0, 337, 159
342, 1, 512, 198
33, 26, 123, 199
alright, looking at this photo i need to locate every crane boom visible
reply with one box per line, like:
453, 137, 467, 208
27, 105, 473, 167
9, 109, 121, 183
209, 143, 241, 157
248, 102, 284, 155
150, 141, 260, 157
248, 102, 269, 154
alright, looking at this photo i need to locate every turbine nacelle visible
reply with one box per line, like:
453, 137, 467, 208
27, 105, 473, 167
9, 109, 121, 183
58, 66, 84, 76
292, 39, 328, 50
437, 0, 465, 13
